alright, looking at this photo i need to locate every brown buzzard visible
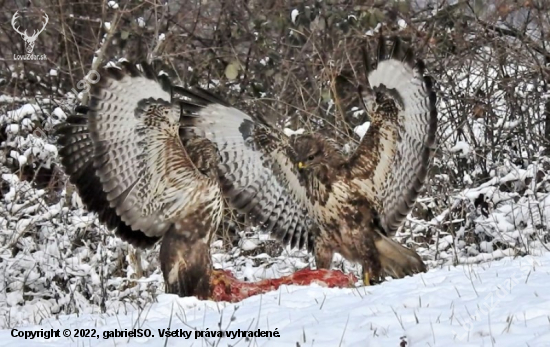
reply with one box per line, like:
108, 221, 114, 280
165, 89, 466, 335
176, 36, 436, 284
179, 35, 437, 284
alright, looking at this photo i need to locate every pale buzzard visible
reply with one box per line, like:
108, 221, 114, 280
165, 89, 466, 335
57, 62, 223, 298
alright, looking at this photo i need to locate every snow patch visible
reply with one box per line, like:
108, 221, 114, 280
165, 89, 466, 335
291, 9, 299, 24
354, 121, 370, 139
107, 1, 119, 9
283, 127, 305, 137
450, 140, 471, 157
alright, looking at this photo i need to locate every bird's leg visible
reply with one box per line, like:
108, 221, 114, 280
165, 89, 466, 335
360, 232, 382, 286
159, 222, 212, 299
313, 234, 334, 270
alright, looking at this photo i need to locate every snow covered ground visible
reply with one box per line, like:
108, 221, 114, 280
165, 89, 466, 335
1, 253, 549, 347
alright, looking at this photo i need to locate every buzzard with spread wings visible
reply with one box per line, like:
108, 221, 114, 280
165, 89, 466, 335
57, 63, 224, 298
182, 36, 437, 284
56, 35, 436, 299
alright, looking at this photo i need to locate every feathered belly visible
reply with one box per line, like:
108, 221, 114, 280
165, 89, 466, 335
315, 211, 365, 261
311, 193, 351, 238
311, 185, 376, 261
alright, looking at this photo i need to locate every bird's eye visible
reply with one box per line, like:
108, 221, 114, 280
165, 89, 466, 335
308, 155, 315, 161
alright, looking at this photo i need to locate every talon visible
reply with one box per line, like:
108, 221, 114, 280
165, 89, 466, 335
363, 272, 371, 286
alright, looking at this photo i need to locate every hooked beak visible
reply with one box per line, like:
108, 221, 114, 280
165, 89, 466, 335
298, 162, 306, 170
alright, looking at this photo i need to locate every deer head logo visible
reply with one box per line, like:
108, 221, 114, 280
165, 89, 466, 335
11, 10, 49, 54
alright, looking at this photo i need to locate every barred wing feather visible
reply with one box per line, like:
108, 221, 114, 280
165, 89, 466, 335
85, 63, 219, 238
176, 89, 315, 250
347, 37, 437, 235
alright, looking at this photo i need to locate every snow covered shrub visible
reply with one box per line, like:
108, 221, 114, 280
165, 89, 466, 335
0, 97, 164, 328
402, 158, 550, 266
396, 29, 550, 266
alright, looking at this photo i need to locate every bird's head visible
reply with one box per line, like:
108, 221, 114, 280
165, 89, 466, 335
290, 134, 345, 180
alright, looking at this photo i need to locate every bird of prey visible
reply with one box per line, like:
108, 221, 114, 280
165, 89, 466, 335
57, 63, 224, 298
196, 35, 437, 284
56, 35, 436, 299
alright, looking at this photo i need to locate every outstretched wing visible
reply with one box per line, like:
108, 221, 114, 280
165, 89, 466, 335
347, 36, 437, 236
174, 88, 315, 250
57, 107, 159, 248
57, 62, 221, 245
